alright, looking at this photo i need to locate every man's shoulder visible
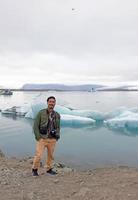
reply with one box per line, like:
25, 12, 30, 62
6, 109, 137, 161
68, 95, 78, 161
38, 109, 47, 115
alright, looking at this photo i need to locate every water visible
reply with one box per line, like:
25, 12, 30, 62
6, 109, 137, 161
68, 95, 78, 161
0, 91, 138, 169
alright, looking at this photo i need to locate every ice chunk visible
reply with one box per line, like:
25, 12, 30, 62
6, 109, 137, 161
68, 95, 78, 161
25, 103, 73, 119
25, 103, 95, 126
25, 102, 103, 121
2, 97, 138, 130
104, 107, 127, 119
25, 102, 46, 119
55, 105, 73, 114
71, 109, 104, 120
1, 104, 30, 117
61, 114, 95, 127
104, 111, 138, 130
56, 106, 104, 120
25, 102, 96, 127
129, 107, 138, 113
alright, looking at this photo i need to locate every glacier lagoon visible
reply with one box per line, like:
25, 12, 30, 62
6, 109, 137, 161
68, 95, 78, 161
0, 91, 138, 169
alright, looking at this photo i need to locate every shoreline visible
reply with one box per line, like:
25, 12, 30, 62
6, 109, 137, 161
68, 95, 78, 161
3, 150, 138, 171
0, 150, 138, 199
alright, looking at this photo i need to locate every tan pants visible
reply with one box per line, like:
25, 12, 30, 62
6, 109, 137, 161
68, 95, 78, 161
32, 138, 56, 171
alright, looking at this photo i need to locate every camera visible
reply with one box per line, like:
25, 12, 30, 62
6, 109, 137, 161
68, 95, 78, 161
50, 129, 59, 140
50, 129, 57, 136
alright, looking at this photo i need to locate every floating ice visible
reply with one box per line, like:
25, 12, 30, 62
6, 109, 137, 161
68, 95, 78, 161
25, 102, 104, 121
24, 103, 138, 130
61, 114, 95, 127
71, 110, 104, 120
2, 97, 138, 131
104, 107, 127, 119
25, 102, 46, 119
25, 102, 96, 126
104, 111, 138, 130
1, 104, 30, 117
25, 103, 72, 119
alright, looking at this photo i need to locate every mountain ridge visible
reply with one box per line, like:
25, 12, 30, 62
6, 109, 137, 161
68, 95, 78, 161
21, 83, 104, 91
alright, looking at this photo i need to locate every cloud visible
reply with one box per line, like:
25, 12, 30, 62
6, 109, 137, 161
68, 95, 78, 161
0, 0, 138, 87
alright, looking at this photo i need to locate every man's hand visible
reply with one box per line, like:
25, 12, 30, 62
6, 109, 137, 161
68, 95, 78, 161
35, 135, 41, 141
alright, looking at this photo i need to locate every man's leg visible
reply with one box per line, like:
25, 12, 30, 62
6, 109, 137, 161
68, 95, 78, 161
45, 139, 56, 171
32, 138, 45, 170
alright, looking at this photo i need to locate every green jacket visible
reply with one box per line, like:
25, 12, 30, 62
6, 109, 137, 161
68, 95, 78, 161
33, 109, 60, 141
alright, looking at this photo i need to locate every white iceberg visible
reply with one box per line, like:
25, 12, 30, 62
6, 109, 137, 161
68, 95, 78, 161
24, 102, 138, 130
61, 114, 95, 126
104, 111, 138, 130
25, 102, 96, 126
25, 102, 104, 121
2, 95, 138, 131
71, 110, 104, 120
104, 107, 128, 119
25, 102, 46, 119
1, 104, 30, 117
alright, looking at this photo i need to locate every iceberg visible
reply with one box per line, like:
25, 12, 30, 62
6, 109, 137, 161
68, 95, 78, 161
25, 102, 96, 127
104, 107, 128, 119
71, 110, 104, 120
1, 104, 30, 117
2, 95, 138, 131
25, 102, 104, 121
25, 103, 73, 119
104, 111, 138, 130
24, 102, 138, 130
25, 102, 46, 119
61, 114, 95, 127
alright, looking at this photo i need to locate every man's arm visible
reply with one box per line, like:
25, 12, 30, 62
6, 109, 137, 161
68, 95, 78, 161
33, 111, 41, 141
55, 113, 61, 140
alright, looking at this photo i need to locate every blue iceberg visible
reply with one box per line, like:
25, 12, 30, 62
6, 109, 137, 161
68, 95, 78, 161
2, 95, 138, 131
25, 102, 104, 120
24, 102, 138, 130
61, 114, 95, 127
25, 102, 96, 126
104, 110, 138, 130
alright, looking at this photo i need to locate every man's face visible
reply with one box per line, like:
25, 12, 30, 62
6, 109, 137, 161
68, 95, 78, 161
47, 98, 56, 110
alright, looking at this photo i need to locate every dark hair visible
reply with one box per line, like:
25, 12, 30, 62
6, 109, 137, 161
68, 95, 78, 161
47, 96, 56, 102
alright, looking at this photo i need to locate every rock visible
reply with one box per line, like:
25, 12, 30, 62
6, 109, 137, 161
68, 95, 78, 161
3, 182, 9, 185
52, 162, 74, 173
80, 181, 85, 186
53, 179, 59, 183
53, 162, 66, 168
62, 167, 74, 173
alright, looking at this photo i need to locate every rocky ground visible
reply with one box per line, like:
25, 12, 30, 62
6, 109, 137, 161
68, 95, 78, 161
0, 150, 138, 200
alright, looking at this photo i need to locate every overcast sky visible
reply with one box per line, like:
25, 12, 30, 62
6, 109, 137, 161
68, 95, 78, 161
0, 0, 138, 88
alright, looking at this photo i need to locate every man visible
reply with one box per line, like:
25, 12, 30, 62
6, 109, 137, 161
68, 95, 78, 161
32, 96, 60, 176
